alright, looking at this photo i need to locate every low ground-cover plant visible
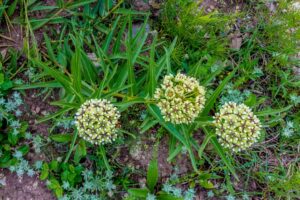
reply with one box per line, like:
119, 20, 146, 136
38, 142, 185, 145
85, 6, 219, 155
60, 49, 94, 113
0, 70, 29, 169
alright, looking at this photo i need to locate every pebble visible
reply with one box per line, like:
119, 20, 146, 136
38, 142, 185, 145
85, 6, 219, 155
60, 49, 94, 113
35, 107, 40, 113
293, 67, 300, 77
33, 181, 38, 189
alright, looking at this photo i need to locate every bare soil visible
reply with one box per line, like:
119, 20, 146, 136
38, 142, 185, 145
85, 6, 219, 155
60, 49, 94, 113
20, 89, 58, 136
0, 89, 59, 200
0, 169, 55, 200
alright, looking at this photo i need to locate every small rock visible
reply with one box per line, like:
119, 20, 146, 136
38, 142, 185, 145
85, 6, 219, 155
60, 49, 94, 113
35, 107, 40, 113
204, 33, 210, 38
18, 177, 23, 183
1, 49, 7, 58
87, 53, 100, 67
229, 31, 243, 50
293, 67, 300, 78
0, 176, 6, 186
33, 181, 38, 189
133, 0, 150, 11
138, 178, 146, 188
266, 2, 277, 12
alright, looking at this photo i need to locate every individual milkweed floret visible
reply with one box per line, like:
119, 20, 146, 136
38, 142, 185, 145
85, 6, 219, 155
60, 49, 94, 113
154, 73, 206, 124
75, 99, 120, 145
214, 102, 261, 152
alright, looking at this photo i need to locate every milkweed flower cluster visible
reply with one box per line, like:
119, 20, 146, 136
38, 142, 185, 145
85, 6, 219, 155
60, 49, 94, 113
75, 99, 120, 145
154, 73, 206, 124
214, 102, 261, 152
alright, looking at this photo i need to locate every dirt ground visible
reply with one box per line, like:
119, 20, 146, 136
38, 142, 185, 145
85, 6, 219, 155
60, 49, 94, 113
0, 88, 58, 200
0, 169, 54, 200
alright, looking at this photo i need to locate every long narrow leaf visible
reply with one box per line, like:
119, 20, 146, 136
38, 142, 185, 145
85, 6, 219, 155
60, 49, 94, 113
147, 158, 158, 193
148, 104, 199, 172
44, 33, 56, 62
32, 59, 73, 94
102, 16, 120, 52
66, 0, 96, 10
114, 97, 146, 111
202, 127, 239, 180
147, 34, 157, 96
14, 81, 62, 90
148, 104, 187, 145
38, 108, 72, 123
201, 67, 238, 116
255, 105, 292, 116
71, 40, 82, 96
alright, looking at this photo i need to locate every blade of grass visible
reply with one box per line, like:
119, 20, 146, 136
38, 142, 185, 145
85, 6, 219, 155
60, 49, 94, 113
114, 97, 146, 111
38, 107, 72, 123
102, 16, 120, 52
70, 39, 83, 101
66, 0, 96, 10
202, 127, 239, 180
32, 59, 73, 93
148, 104, 199, 172
14, 81, 62, 89
255, 105, 292, 116
148, 104, 186, 145
43, 33, 56, 61
64, 130, 78, 163
147, 157, 158, 193
167, 144, 182, 162
147, 34, 157, 96
201, 67, 238, 116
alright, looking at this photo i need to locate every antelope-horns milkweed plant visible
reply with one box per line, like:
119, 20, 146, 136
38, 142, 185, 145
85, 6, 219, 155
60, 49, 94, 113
74, 99, 120, 145
213, 102, 262, 152
15, 19, 280, 180
154, 73, 206, 124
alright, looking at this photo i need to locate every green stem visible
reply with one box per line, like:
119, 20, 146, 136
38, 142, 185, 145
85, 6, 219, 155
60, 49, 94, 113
180, 125, 199, 173
99, 145, 111, 171
64, 130, 78, 163
101, 0, 124, 20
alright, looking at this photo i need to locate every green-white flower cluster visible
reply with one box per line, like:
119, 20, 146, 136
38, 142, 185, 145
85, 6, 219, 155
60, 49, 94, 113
154, 73, 206, 124
75, 99, 120, 145
214, 102, 261, 152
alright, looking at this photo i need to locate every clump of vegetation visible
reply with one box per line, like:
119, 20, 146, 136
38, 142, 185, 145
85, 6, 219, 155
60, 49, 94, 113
160, 0, 235, 65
